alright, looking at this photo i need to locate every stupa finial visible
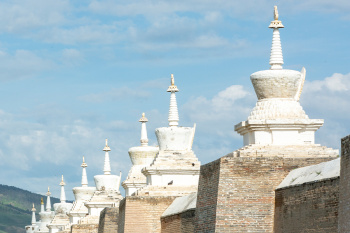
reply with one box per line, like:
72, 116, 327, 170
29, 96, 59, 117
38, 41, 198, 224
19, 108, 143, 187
59, 175, 66, 203
167, 74, 179, 127
269, 6, 284, 70
46, 186, 51, 211
81, 156, 88, 187
139, 112, 149, 146
31, 203, 36, 225
60, 175, 65, 186
46, 186, 51, 196
40, 198, 45, 213
103, 139, 111, 152
103, 139, 111, 175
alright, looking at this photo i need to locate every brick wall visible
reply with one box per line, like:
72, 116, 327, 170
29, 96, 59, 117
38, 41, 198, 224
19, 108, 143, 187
161, 209, 195, 233
195, 153, 333, 232
118, 196, 177, 233
339, 135, 350, 232
71, 224, 99, 233
274, 177, 339, 232
98, 207, 119, 233
194, 158, 220, 232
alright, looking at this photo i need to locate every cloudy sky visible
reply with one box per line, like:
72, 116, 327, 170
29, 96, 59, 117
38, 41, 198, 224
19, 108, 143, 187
0, 0, 349, 200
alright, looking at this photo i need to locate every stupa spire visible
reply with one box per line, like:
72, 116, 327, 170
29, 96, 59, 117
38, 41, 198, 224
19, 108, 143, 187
40, 198, 44, 213
167, 74, 179, 127
139, 113, 149, 146
31, 203, 36, 225
46, 186, 51, 211
60, 175, 66, 203
103, 139, 111, 175
81, 156, 88, 187
269, 6, 284, 70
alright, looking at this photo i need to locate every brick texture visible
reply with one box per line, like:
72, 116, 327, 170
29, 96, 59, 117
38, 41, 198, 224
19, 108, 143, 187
98, 207, 119, 233
195, 153, 334, 233
339, 135, 350, 232
118, 196, 177, 233
194, 158, 220, 233
161, 209, 195, 233
71, 224, 99, 233
274, 177, 339, 232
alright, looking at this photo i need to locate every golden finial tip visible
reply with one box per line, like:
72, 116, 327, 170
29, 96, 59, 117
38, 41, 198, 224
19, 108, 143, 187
274, 6, 279, 20
142, 112, 145, 117
41, 198, 44, 205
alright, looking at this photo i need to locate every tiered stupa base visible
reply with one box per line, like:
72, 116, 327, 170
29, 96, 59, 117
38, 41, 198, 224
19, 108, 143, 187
233, 144, 338, 158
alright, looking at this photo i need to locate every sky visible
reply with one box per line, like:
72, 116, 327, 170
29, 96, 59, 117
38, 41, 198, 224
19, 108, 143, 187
0, 0, 349, 200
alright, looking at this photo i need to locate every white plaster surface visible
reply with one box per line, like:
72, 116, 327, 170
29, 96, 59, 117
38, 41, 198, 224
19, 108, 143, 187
155, 126, 195, 151
277, 158, 340, 189
161, 192, 197, 217
94, 174, 120, 191
250, 69, 301, 99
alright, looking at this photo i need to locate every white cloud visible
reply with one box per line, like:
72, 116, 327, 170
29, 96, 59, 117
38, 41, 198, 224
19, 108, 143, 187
0, 50, 54, 81
301, 72, 350, 149
79, 87, 150, 103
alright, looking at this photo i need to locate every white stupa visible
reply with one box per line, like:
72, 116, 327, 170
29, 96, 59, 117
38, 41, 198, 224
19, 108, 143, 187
25, 204, 39, 233
36, 193, 54, 233
138, 74, 201, 196
47, 176, 72, 233
122, 113, 159, 196
82, 140, 123, 223
68, 157, 96, 224
234, 6, 338, 158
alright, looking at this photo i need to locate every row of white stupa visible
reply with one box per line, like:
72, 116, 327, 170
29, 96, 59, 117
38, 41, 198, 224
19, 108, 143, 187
25, 6, 338, 233
26, 72, 201, 233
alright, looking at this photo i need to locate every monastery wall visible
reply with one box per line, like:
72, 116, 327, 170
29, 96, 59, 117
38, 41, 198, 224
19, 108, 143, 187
195, 153, 333, 232
118, 196, 176, 233
97, 207, 119, 233
338, 135, 350, 232
161, 209, 195, 233
274, 177, 339, 232
71, 224, 99, 233
194, 158, 221, 232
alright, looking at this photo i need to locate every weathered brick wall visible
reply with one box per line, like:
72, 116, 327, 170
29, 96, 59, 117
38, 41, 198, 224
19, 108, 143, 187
194, 158, 220, 232
98, 207, 119, 233
161, 214, 181, 233
195, 154, 334, 232
161, 209, 195, 233
118, 196, 177, 233
339, 135, 350, 232
274, 177, 339, 233
181, 210, 195, 233
71, 224, 99, 233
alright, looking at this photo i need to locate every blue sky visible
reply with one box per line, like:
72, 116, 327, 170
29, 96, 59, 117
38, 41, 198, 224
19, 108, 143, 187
0, 0, 349, 200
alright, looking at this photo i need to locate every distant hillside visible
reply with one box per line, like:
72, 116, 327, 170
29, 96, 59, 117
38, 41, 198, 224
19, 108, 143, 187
0, 184, 60, 233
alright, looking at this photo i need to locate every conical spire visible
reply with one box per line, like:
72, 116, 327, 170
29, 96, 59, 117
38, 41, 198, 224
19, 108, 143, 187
81, 156, 88, 187
60, 175, 66, 203
40, 198, 44, 213
139, 113, 149, 146
46, 187, 51, 211
167, 74, 179, 127
31, 203, 36, 225
269, 6, 284, 70
103, 139, 111, 175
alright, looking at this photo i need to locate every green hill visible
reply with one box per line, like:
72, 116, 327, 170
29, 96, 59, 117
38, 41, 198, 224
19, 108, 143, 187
0, 184, 60, 233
